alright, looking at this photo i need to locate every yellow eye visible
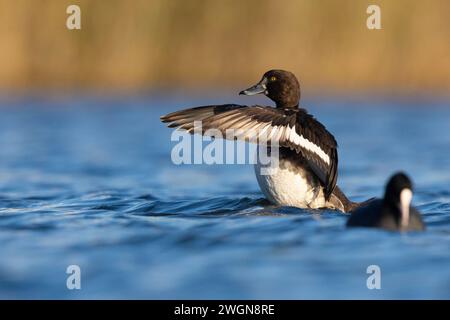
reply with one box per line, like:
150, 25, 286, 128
270, 76, 277, 82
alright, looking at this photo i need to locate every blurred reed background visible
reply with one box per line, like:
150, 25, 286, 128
0, 0, 449, 95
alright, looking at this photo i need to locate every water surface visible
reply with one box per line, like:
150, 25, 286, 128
0, 95, 450, 299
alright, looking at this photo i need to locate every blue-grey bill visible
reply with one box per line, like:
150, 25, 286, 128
239, 83, 266, 96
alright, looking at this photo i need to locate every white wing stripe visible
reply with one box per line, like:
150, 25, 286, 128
286, 125, 330, 165
273, 125, 284, 142
267, 126, 279, 141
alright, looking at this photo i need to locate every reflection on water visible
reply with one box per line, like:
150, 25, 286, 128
0, 95, 450, 299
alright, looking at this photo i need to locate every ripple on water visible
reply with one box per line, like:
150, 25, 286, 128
1, 103, 450, 299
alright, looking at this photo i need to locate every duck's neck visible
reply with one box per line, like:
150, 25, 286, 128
275, 102, 299, 109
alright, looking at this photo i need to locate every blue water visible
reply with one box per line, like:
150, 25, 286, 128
1, 94, 450, 299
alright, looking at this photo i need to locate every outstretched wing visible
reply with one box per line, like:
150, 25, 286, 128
161, 104, 338, 199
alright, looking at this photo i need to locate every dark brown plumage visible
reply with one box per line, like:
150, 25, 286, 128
347, 173, 425, 231
254, 70, 301, 108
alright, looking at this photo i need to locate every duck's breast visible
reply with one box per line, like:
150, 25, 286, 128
254, 147, 324, 208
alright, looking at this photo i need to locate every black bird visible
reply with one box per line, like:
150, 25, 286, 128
347, 172, 425, 231
161, 70, 361, 212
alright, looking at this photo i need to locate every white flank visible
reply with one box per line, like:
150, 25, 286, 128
254, 148, 324, 208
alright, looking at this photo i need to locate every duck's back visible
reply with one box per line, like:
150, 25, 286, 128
347, 199, 384, 228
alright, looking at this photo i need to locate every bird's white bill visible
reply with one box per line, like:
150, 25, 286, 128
400, 189, 413, 228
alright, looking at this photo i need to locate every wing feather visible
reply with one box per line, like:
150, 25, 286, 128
161, 104, 338, 199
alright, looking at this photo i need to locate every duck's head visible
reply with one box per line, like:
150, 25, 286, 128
239, 70, 300, 109
384, 172, 414, 229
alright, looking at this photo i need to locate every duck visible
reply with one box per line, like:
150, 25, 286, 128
161, 69, 362, 212
347, 172, 425, 231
